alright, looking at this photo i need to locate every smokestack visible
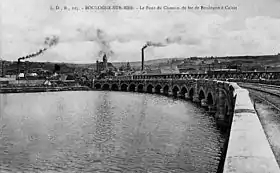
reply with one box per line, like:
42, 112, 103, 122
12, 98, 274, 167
141, 45, 148, 71
17, 58, 21, 75
103, 54, 108, 71
141, 41, 166, 71
16, 36, 59, 76
1, 60, 4, 77
96, 60, 99, 73
141, 48, 144, 71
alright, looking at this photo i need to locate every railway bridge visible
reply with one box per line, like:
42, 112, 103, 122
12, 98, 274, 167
94, 78, 235, 125
93, 73, 280, 172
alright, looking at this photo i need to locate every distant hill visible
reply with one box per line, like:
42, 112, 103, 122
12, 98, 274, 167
2, 54, 280, 74
112, 58, 185, 69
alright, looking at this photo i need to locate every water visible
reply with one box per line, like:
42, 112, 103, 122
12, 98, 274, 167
0, 91, 226, 173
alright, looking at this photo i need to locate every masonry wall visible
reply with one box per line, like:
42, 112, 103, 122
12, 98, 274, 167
223, 83, 280, 172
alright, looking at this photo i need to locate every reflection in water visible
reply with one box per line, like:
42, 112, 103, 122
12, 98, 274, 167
0, 94, 8, 118
0, 91, 225, 172
94, 92, 115, 161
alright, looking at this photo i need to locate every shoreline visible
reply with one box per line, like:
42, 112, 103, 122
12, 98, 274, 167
0, 86, 91, 94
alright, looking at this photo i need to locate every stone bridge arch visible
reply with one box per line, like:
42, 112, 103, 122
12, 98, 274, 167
172, 85, 180, 97
102, 83, 110, 90
137, 83, 144, 92
163, 85, 169, 95
94, 83, 101, 89
120, 83, 128, 91
155, 84, 163, 94
146, 84, 154, 93
206, 92, 215, 106
198, 88, 206, 100
188, 87, 195, 100
111, 83, 119, 91
180, 86, 188, 98
128, 83, 137, 92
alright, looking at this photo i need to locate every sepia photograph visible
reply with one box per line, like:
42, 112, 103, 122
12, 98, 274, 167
1, 0, 280, 172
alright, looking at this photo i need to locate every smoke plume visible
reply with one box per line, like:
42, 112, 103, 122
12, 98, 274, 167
146, 41, 166, 47
77, 27, 115, 60
165, 36, 182, 44
143, 34, 200, 51
142, 41, 167, 50
44, 35, 60, 47
94, 29, 114, 60
18, 35, 60, 61
165, 35, 201, 45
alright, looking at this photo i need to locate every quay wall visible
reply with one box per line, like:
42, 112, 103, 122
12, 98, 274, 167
0, 86, 91, 93
0, 79, 90, 93
223, 82, 280, 172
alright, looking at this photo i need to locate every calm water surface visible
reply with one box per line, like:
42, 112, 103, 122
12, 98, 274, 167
0, 91, 225, 173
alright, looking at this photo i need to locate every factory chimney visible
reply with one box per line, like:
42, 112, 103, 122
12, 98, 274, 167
141, 44, 148, 71
103, 54, 108, 71
96, 60, 99, 73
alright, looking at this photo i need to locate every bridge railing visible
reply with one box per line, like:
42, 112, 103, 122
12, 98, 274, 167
223, 83, 280, 172
229, 78, 280, 85
100, 72, 280, 83
95, 78, 199, 82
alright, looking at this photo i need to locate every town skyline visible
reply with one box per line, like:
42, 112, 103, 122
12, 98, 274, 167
1, 0, 280, 63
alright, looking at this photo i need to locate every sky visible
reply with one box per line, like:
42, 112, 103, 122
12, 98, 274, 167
1, 0, 280, 63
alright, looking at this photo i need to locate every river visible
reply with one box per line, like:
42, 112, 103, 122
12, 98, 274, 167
0, 91, 226, 173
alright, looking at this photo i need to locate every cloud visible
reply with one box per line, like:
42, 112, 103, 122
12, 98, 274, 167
2, 0, 280, 63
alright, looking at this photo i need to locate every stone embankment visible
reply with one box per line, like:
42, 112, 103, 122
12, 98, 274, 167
223, 82, 280, 172
0, 86, 91, 93
0, 79, 91, 93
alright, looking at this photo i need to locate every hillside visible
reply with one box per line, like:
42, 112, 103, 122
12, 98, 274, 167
2, 54, 280, 74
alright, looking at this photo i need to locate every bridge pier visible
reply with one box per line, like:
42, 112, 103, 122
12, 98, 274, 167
215, 112, 225, 121
201, 99, 208, 107
192, 95, 200, 103
227, 107, 234, 124
152, 88, 155, 93
176, 91, 181, 97
168, 90, 173, 96
208, 105, 216, 114
215, 89, 226, 122
160, 89, 164, 94
179, 93, 186, 99
185, 93, 191, 100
